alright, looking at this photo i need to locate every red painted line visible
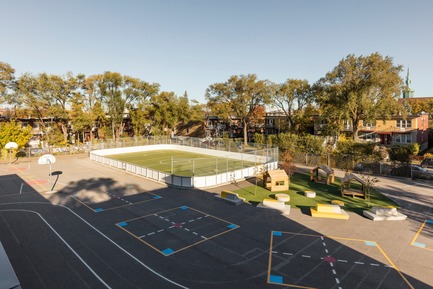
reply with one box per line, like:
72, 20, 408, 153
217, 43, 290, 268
27, 180, 48, 185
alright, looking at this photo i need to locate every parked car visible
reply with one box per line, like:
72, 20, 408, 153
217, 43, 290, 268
420, 158, 433, 168
411, 165, 433, 180
391, 164, 433, 180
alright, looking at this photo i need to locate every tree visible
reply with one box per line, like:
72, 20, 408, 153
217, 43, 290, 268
315, 53, 403, 140
148, 91, 179, 136
206, 74, 272, 146
0, 121, 32, 160
271, 79, 312, 133
99, 71, 125, 139
38, 72, 77, 142
77, 74, 102, 141
0, 62, 16, 101
69, 92, 91, 143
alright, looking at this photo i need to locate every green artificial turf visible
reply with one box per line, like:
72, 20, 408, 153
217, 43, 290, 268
106, 150, 256, 177
233, 173, 399, 213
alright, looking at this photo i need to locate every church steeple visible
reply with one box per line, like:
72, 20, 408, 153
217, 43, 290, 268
402, 68, 414, 98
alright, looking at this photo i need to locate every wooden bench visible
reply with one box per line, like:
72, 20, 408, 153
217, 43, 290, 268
342, 189, 364, 198
257, 198, 291, 215
214, 190, 244, 206
310, 204, 349, 220
363, 206, 407, 221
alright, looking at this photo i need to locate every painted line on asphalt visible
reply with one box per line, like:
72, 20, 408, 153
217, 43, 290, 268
0, 208, 112, 289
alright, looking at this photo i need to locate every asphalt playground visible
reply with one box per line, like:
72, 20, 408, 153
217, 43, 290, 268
0, 155, 433, 289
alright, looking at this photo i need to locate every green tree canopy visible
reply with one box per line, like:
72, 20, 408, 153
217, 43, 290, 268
315, 53, 403, 140
206, 74, 273, 146
271, 79, 312, 133
0, 62, 15, 101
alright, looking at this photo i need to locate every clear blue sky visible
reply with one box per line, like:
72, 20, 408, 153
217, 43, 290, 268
2, 0, 432, 103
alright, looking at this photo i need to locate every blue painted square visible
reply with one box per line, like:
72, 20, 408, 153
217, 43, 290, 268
269, 275, 283, 284
426, 219, 433, 225
365, 241, 377, 247
180, 206, 189, 210
152, 195, 162, 199
273, 231, 282, 237
162, 248, 175, 255
117, 222, 128, 227
413, 242, 426, 248
95, 208, 104, 212
227, 224, 238, 229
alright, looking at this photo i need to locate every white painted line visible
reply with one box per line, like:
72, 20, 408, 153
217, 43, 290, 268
157, 229, 164, 233
338, 259, 348, 263
335, 278, 340, 284
283, 252, 293, 256
193, 232, 198, 235
57, 204, 190, 289
188, 220, 194, 222
332, 269, 336, 275
148, 232, 155, 236
201, 236, 207, 240
20, 183, 24, 194
0, 209, 112, 289
355, 261, 364, 265
370, 263, 380, 266
325, 249, 329, 254
301, 255, 311, 258
272, 251, 278, 254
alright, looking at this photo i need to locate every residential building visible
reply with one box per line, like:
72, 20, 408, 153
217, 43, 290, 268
357, 113, 429, 150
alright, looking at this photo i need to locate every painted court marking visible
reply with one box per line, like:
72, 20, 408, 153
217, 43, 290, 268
268, 231, 414, 289
116, 205, 239, 256
410, 219, 433, 252
70, 186, 162, 212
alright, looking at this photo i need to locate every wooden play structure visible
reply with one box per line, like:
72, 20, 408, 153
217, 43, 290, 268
309, 164, 335, 185
340, 173, 366, 199
263, 170, 289, 192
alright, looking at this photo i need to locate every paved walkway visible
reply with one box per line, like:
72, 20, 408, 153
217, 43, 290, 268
0, 156, 432, 288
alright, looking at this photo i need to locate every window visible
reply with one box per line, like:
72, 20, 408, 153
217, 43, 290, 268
275, 181, 285, 186
362, 120, 375, 128
396, 119, 412, 128
394, 134, 412, 144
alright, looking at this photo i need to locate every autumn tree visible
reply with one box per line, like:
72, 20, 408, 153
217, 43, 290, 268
315, 53, 403, 140
206, 74, 272, 146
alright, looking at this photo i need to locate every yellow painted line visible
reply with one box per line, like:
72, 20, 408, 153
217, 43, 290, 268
267, 231, 317, 289
410, 219, 426, 245
276, 231, 377, 244
116, 224, 163, 254
267, 231, 274, 284
116, 206, 239, 256
70, 196, 97, 211
165, 226, 239, 256
268, 231, 414, 289
376, 243, 415, 289
92, 196, 157, 212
